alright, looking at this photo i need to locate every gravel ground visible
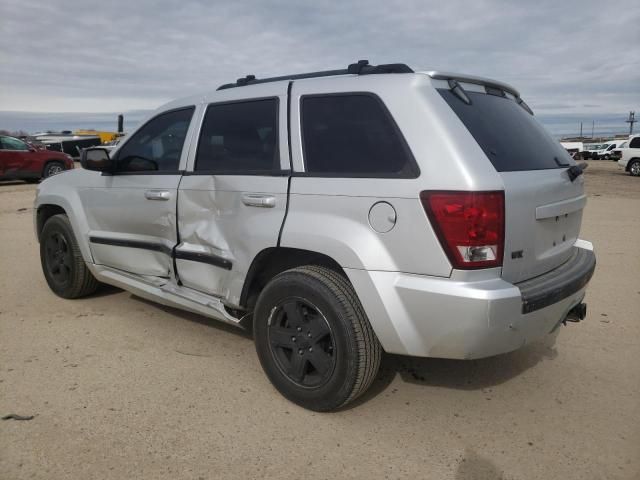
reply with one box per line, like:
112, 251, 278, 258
1, 160, 638, 480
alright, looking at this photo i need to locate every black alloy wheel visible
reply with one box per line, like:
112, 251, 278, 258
44, 231, 73, 288
267, 298, 336, 388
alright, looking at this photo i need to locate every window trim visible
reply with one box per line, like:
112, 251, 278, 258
191, 96, 283, 176
111, 105, 196, 175
298, 92, 420, 179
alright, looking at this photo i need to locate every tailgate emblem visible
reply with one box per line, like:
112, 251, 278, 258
511, 250, 524, 259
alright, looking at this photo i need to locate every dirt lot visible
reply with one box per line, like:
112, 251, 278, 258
1, 161, 638, 480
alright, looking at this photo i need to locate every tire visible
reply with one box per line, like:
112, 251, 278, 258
603, 154, 610, 160
629, 160, 640, 177
43, 161, 64, 178
40, 214, 99, 298
253, 265, 382, 411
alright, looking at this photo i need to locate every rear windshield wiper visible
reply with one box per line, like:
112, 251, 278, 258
448, 79, 471, 105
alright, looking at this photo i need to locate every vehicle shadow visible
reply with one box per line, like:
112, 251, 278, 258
346, 333, 559, 409
0, 180, 32, 187
90, 283, 123, 298
129, 294, 253, 340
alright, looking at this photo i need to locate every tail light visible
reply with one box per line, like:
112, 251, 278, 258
420, 191, 504, 269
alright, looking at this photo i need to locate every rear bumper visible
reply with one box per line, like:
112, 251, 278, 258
347, 241, 595, 360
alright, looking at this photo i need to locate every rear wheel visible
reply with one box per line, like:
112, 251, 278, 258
254, 266, 381, 411
629, 160, 640, 177
43, 161, 64, 178
40, 214, 99, 298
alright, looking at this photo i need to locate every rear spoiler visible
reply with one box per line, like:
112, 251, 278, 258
425, 71, 532, 114
425, 71, 521, 99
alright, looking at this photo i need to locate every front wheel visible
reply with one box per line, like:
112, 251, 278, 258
43, 161, 64, 178
629, 160, 640, 177
254, 266, 382, 411
40, 214, 99, 298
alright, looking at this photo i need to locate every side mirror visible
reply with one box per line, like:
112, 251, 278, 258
80, 147, 114, 173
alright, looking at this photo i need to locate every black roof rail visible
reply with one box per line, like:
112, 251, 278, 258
217, 60, 414, 90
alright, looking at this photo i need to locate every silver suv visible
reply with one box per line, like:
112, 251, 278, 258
35, 60, 596, 411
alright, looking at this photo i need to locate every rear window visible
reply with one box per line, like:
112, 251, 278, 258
301, 94, 418, 177
439, 89, 571, 172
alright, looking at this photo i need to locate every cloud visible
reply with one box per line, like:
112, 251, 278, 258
1, 0, 638, 118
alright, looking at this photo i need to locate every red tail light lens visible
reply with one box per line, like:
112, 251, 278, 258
420, 191, 505, 269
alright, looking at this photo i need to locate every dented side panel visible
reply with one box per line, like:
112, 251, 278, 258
176, 175, 288, 305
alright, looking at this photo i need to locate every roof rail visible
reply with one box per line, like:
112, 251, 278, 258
217, 60, 414, 90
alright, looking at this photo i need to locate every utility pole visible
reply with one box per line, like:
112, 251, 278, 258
626, 111, 636, 135
580, 121, 583, 137
591, 120, 594, 139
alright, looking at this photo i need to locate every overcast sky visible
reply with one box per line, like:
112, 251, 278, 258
1, 0, 638, 118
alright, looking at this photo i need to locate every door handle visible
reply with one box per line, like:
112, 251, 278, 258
144, 190, 171, 201
241, 193, 276, 208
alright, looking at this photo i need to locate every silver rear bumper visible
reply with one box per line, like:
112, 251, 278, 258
346, 241, 595, 360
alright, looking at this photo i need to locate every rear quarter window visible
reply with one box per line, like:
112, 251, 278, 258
439, 89, 572, 172
301, 93, 418, 177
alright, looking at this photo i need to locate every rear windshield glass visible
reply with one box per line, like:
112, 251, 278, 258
438, 89, 571, 172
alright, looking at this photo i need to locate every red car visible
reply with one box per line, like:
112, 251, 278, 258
0, 135, 74, 182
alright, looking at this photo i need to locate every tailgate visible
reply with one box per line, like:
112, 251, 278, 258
501, 169, 585, 283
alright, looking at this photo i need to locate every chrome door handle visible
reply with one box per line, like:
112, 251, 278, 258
144, 190, 171, 201
241, 193, 276, 208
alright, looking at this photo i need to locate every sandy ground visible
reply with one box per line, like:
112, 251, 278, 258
0, 160, 638, 480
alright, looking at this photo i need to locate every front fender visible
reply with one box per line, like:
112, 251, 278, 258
34, 170, 95, 264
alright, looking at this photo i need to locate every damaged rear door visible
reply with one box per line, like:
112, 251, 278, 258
176, 85, 290, 306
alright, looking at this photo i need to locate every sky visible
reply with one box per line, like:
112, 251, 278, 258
1, 0, 639, 135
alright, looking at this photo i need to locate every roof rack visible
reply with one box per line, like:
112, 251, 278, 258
217, 60, 414, 90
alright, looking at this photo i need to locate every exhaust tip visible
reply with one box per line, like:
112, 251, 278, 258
565, 302, 587, 323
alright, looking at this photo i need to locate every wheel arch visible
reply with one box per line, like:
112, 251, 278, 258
626, 157, 640, 172
240, 247, 347, 310
36, 204, 67, 241
35, 192, 94, 265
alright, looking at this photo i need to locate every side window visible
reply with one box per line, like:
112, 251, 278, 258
630, 137, 640, 149
116, 107, 194, 172
195, 98, 279, 173
1, 136, 29, 151
301, 94, 417, 177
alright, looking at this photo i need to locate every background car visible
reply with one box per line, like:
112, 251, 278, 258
582, 143, 603, 159
617, 135, 640, 176
0, 135, 74, 182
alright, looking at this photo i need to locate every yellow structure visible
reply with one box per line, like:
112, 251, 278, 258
74, 130, 122, 143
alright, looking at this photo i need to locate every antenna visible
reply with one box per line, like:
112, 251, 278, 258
626, 111, 636, 135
